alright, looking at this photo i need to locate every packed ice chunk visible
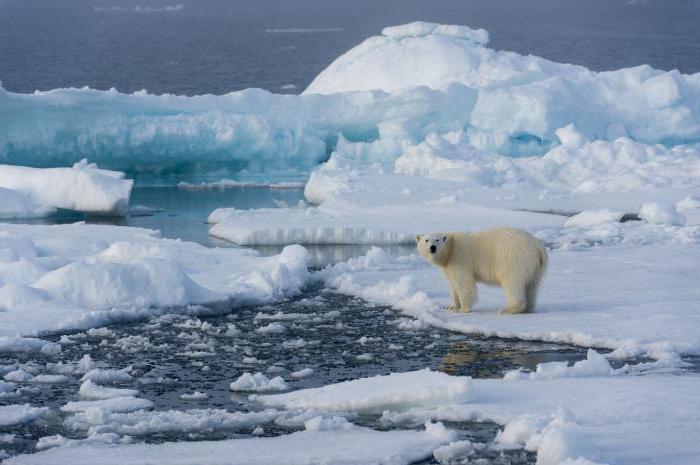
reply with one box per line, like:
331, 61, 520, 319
0, 162, 132, 215
229, 372, 288, 392
503, 350, 614, 380
0, 404, 51, 427
79, 380, 139, 400
638, 202, 686, 226
257, 369, 472, 412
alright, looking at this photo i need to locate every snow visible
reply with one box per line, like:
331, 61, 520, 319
7, 422, 454, 465
230, 372, 288, 392
257, 369, 472, 412
0, 222, 310, 338
0, 404, 51, 427
320, 241, 700, 362
638, 202, 686, 226
0, 161, 132, 216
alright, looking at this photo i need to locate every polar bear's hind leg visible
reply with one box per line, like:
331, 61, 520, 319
500, 280, 527, 314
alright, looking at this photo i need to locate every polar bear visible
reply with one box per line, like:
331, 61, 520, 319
416, 227, 547, 314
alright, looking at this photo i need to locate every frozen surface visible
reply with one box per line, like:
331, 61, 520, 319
6, 421, 454, 465
0, 404, 50, 427
0, 161, 132, 216
320, 241, 700, 362
0, 222, 310, 338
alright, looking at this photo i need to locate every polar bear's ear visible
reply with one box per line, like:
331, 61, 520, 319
415, 234, 422, 242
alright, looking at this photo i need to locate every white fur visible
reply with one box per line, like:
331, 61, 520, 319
416, 227, 547, 314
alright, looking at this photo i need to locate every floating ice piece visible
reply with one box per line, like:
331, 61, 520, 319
290, 368, 314, 379
64, 408, 279, 436
61, 397, 154, 414
638, 202, 686, 226
230, 372, 288, 392
0, 337, 60, 355
0, 162, 132, 215
503, 350, 614, 380
79, 380, 139, 400
179, 391, 208, 401
0, 404, 51, 427
5, 423, 454, 465
81, 368, 133, 384
257, 369, 472, 412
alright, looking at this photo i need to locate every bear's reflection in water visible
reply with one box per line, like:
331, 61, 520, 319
438, 338, 589, 378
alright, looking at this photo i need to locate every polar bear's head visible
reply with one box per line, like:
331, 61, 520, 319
416, 233, 451, 265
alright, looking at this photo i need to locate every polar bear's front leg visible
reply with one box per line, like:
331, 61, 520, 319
454, 276, 477, 313
446, 285, 461, 311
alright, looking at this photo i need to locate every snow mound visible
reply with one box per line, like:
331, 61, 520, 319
304, 21, 493, 94
0, 162, 132, 215
257, 369, 472, 412
638, 202, 686, 226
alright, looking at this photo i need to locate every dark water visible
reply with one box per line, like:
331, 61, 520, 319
20, 186, 416, 265
1, 0, 699, 96
0, 289, 591, 462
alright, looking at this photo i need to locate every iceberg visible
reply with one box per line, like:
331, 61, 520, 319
1, 22, 699, 177
0, 161, 132, 216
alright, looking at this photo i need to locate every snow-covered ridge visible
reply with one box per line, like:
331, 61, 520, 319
2, 21, 699, 175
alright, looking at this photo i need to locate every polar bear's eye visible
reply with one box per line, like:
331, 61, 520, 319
425, 239, 428, 242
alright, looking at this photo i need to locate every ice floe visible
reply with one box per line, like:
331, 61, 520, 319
6, 420, 454, 465
0, 222, 310, 339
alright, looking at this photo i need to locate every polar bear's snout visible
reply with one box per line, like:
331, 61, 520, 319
430, 244, 437, 253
